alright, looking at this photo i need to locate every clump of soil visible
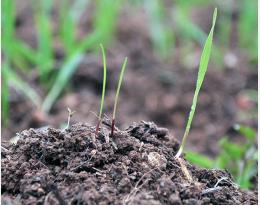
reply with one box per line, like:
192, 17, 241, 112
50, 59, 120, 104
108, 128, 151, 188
1, 121, 257, 204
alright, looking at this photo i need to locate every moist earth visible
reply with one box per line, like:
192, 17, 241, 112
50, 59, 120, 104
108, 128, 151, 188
2, 121, 257, 205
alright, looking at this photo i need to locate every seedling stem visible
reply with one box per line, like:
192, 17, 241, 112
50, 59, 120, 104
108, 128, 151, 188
95, 44, 107, 136
111, 57, 128, 137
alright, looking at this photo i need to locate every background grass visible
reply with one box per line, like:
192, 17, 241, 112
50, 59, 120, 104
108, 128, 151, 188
2, 0, 257, 120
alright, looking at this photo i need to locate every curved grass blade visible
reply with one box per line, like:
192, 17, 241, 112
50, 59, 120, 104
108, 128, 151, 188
111, 57, 128, 137
176, 8, 218, 157
95, 44, 107, 135
98, 44, 107, 120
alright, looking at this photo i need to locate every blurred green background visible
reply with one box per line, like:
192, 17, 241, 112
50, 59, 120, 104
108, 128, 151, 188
1, 0, 258, 189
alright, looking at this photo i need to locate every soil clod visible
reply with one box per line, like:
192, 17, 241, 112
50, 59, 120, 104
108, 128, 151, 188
1, 122, 257, 204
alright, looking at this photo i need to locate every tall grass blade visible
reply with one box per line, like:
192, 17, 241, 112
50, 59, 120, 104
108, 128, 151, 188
77, 31, 103, 54
112, 58, 128, 120
59, 0, 76, 56
238, 0, 257, 59
78, 0, 120, 53
98, 44, 107, 119
42, 53, 84, 113
95, 44, 107, 135
13, 40, 39, 65
176, 8, 217, 157
2, 0, 15, 45
1, 65, 10, 126
111, 57, 128, 136
33, 2, 54, 80
173, 7, 207, 46
3, 63, 42, 108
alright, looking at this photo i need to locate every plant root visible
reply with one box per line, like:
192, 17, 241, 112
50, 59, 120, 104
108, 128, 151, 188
175, 157, 193, 183
123, 168, 159, 205
201, 187, 222, 195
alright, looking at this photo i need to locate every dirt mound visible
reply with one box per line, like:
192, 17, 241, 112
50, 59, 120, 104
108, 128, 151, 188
1, 121, 257, 204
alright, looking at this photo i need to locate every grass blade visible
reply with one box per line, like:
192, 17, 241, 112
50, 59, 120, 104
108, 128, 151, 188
176, 8, 217, 157
185, 151, 214, 169
42, 53, 84, 113
59, 0, 77, 56
173, 6, 207, 46
33, 1, 54, 80
3, 63, 42, 108
13, 40, 39, 65
111, 57, 128, 136
1, 65, 10, 126
98, 44, 107, 119
78, 0, 120, 53
95, 44, 107, 135
144, 0, 174, 58
2, 0, 15, 45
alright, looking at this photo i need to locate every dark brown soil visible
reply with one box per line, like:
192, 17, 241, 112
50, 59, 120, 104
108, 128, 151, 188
2, 121, 257, 204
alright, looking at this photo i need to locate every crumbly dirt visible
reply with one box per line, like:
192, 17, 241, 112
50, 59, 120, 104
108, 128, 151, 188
2, 121, 257, 205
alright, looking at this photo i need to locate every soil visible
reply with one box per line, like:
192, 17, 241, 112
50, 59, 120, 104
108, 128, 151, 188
1, 121, 257, 204
2, 3, 258, 203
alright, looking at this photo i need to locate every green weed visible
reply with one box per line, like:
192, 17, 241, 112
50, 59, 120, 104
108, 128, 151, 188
111, 58, 128, 137
176, 8, 217, 157
95, 44, 107, 135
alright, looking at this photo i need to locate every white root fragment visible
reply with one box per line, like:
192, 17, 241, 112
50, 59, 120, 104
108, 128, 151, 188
66, 107, 76, 130
176, 157, 193, 183
201, 176, 238, 196
201, 187, 222, 195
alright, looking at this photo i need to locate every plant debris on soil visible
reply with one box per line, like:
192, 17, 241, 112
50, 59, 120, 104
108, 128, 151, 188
2, 121, 257, 205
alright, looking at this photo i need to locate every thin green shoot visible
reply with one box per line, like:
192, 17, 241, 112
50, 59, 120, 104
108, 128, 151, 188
176, 8, 217, 158
95, 44, 107, 135
111, 57, 128, 137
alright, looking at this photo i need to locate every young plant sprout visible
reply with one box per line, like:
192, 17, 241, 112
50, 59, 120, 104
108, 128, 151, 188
66, 107, 76, 130
111, 57, 128, 137
95, 44, 107, 136
175, 8, 218, 158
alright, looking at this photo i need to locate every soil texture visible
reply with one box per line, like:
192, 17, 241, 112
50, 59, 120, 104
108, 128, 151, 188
2, 121, 257, 205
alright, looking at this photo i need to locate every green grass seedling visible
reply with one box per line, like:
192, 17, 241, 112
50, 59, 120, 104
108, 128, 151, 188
176, 8, 217, 158
95, 44, 107, 136
111, 58, 128, 137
